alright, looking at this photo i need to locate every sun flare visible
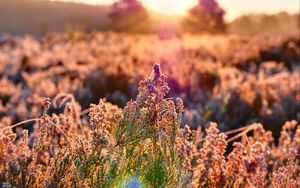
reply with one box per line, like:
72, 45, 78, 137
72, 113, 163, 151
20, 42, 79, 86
142, 0, 196, 15
51, 0, 197, 15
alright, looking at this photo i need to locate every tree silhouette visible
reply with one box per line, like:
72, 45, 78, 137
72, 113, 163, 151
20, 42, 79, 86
182, 0, 226, 33
108, 0, 150, 33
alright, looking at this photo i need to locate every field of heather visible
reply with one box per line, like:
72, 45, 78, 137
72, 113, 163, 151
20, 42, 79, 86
0, 32, 299, 187
1, 33, 299, 132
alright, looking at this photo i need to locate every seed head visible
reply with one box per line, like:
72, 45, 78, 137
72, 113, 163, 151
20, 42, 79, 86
42, 97, 51, 111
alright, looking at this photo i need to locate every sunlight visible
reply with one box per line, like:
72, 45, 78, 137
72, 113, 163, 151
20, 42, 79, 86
49, 0, 300, 21
143, 0, 196, 15
49, 0, 114, 5
54, 0, 197, 15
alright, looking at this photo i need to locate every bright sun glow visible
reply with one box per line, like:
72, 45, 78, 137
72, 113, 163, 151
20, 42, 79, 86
142, 0, 196, 15
50, 0, 300, 21
51, 0, 196, 15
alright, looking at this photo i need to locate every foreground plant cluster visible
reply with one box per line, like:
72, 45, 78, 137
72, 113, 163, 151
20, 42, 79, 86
0, 64, 299, 187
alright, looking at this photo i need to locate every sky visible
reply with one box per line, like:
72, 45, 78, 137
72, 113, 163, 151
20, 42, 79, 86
49, 0, 300, 21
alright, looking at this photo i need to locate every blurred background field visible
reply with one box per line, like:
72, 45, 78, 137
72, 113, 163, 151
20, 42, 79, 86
0, 0, 299, 138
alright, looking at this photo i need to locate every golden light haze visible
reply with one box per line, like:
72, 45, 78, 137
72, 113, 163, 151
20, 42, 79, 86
49, 0, 299, 21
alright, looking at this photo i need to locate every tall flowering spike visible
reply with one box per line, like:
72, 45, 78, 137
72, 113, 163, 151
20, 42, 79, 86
151, 63, 170, 101
271, 147, 299, 187
153, 63, 161, 80
114, 63, 185, 187
193, 122, 227, 187
136, 64, 170, 106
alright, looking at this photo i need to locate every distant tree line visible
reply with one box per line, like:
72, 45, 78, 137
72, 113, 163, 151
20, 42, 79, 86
0, 0, 297, 35
228, 12, 299, 34
108, 0, 227, 34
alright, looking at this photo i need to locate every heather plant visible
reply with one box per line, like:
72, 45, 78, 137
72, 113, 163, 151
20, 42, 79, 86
0, 32, 298, 134
3, 32, 300, 187
113, 64, 185, 187
1, 64, 299, 188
